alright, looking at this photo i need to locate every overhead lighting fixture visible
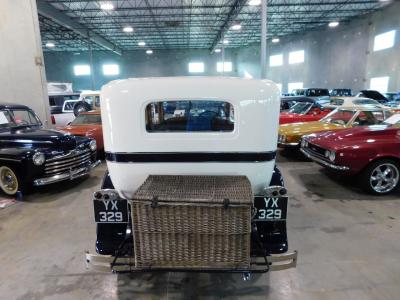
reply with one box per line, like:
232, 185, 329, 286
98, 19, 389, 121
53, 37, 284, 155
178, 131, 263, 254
328, 21, 339, 28
45, 42, 55, 48
248, 0, 261, 6
146, 49, 153, 54
214, 48, 221, 53
100, 2, 114, 10
223, 39, 229, 45
272, 38, 280, 43
230, 24, 242, 31
123, 26, 134, 33
138, 41, 146, 46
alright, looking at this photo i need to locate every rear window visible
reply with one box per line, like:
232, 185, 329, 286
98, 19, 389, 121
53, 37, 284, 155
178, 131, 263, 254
145, 100, 234, 132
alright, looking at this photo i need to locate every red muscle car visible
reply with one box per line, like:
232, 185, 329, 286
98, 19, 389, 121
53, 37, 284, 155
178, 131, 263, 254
280, 101, 332, 124
58, 111, 104, 152
300, 114, 400, 195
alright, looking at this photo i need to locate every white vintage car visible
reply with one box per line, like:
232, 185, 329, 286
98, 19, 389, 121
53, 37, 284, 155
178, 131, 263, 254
87, 77, 297, 277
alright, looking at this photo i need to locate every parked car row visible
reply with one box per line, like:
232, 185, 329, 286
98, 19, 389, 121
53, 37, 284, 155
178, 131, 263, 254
281, 89, 400, 111
277, 99, 400, 195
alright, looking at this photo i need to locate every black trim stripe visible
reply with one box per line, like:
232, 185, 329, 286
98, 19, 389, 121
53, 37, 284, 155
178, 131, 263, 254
105, 152, 276, 163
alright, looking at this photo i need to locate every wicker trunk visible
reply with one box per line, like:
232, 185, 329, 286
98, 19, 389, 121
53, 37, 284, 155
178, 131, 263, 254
131, 175, 253, 269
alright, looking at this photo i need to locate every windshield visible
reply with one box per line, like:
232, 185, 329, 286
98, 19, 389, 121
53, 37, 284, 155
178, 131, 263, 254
292, 89, 305, 96
384, 114, 400, 126
330, 98, 344, 105
71, 114, 101, 125
321, 109, 357, 126
0, 109, 40, 129
307, 89, 329, 97
288, 102, 313, 114
353, 99, 380, 106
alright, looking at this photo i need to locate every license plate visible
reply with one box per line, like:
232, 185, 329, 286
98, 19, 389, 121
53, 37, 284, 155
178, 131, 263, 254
93, 198, 129, 223
254, 196, 288, 221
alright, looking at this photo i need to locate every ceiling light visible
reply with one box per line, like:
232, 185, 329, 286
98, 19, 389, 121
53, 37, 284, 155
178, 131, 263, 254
123, 26, 134, 33
100, 2, 114, 10
230, 24, 242, 31
272, 38, 280, 43
328, 21, 339, 28
248, 0, 261, 6
45, 42, 55, 48
214, 48, 221, 53
138, 41, 146, 46
146, 49, 153, 54
223, 39, 229, 45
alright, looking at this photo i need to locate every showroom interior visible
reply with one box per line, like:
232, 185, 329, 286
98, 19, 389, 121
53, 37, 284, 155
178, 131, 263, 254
1, 0, 400, 299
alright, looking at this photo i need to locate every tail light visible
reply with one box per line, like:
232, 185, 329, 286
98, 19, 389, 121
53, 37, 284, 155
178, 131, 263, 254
51, 115, 56, 124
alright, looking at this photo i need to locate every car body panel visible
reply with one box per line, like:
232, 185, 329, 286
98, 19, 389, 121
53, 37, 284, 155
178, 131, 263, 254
58, 112, 103, 150
302, 124, 400, 174
0, 103, 98, 192
101, 77, 281, 197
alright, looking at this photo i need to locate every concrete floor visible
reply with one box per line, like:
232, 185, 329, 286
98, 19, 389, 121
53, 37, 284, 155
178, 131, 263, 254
1, 152, 400, 300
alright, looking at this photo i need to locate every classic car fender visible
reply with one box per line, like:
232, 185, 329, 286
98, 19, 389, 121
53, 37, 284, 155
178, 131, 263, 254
0, 147, 41, 184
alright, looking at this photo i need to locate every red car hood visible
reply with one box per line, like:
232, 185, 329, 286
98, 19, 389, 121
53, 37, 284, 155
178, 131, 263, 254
57, 125, 100, 136
280, 112, 302, 118
305, 125, 400, 150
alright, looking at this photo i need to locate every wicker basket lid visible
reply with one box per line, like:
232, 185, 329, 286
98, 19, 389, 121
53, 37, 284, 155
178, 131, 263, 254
132, 175, 253, 205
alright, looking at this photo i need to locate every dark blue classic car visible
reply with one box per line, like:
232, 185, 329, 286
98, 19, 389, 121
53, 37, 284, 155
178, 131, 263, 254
0, 103, 100, 196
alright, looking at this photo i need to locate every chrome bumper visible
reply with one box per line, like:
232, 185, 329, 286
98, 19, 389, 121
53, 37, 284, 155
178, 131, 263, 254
33, 160, 101, 186
85, 251, 297, 273
278, 142, 299, 147
301, 148, 349, 171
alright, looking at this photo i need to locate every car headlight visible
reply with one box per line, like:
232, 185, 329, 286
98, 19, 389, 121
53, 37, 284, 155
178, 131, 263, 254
325, 150, 330, 158
89, 140, 97, 151
329, 151, 336, 162
33, 152, 45, 166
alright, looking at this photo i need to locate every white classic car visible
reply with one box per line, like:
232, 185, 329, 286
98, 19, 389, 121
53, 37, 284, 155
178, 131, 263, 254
86, 77, 297, 277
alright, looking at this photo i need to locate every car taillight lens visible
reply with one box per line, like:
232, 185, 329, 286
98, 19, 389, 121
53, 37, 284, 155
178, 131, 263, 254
51, 115, 55, 124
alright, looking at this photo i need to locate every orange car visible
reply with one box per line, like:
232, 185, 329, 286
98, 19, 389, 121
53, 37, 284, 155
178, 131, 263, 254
59, 111, 104, 151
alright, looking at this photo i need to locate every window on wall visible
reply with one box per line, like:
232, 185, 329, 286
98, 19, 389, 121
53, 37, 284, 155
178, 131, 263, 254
269, 54, 283, 67
188, 62, 204, 73
370, 76, 390, 93
373, 30, 396, 51
276, 83, 282, 93
217, 62, 232, 72
288, 82, 304, 93
74, 65, 90, 76
103, 64, 119, 75
289, 50, 304, 64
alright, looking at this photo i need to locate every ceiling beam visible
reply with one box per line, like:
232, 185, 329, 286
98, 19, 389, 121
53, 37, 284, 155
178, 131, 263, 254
36, 0, 122, 55
143, 0, 167, 48
209, 0, 248, 52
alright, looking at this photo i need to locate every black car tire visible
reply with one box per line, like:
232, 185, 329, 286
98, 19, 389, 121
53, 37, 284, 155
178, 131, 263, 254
0, 165, 27, 196
73, 101, 91, 116
359, 159, 400, 195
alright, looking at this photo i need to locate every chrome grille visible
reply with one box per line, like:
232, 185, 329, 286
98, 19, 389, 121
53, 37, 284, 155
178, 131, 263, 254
306, 143, 327, 159
45, 148, 92, 175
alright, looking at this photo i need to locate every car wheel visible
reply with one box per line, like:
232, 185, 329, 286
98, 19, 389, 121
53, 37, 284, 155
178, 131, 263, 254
360, 159, 400, 195
73, 102, 91, 116
0, 166, 20, 196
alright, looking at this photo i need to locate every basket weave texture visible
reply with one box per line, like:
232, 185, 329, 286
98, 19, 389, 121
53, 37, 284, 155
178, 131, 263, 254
131, 175, 253, 269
